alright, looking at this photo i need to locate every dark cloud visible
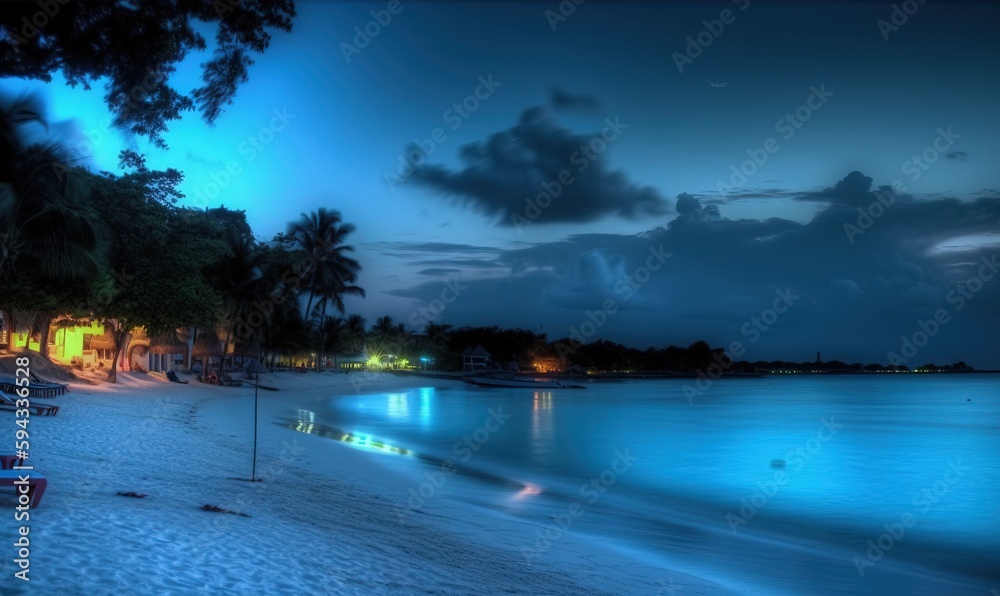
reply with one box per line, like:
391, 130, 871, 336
382, 171, 1000, 366
945, 151, 969, 161
800, 171, 912, 207
407, 102, 671, 226
720, 188, 800, 201
370, 241, 500, 255
669, 193, 722, 227
550, 88, 600, 111
413, 259, 504, 269
416, 268, 462, 276
675, 193, 702, 215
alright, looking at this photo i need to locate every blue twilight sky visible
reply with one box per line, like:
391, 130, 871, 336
5, 1, 1000, 367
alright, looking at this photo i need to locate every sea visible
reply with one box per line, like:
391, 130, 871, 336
293, 374, 1000, 595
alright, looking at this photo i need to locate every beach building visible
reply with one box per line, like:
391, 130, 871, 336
338, 353, 369, 370
461, 345, 492, 372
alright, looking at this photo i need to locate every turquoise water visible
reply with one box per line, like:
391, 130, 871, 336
300, 375, 1000, 594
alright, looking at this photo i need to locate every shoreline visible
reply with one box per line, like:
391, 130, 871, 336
0, 371, 732, 594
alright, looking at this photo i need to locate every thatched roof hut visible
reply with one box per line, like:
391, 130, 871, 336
89, 332, 116, 351
192, 332, 222, 358
150, 332, 188, 355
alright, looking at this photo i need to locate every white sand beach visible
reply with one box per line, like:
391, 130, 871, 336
0, 372, 733, 595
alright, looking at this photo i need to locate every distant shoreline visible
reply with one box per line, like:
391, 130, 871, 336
399, 369, 999, 381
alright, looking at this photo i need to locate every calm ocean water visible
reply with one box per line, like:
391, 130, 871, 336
301, 375, 1000, 594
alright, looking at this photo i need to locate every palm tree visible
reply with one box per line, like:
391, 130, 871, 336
317, 316, 345, 368
259, 300, 310, 370
211, 231, 268, 379
422, 322, 453, 363
309, 277, 364, 370
0, 91, 99, 354
371, 315, 394, 336
343, 313, 367, 356
284, 208, 365, 369
284, 208, 364, 319
0, 92, 98, 277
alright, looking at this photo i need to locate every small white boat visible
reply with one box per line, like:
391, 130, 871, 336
463, 376, 584, 389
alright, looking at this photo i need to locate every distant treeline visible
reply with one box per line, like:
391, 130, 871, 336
375, 323, 974, 374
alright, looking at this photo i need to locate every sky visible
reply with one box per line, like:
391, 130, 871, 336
6, 1, 1000, 367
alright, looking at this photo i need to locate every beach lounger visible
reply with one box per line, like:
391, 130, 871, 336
0, 374, 64, 399
221, 373, 243, 387
0, 391, 59, 416
31, 372, 69, 395
0, 454, 24, 470
0, 469, 47, 508
166, 370, 189, 384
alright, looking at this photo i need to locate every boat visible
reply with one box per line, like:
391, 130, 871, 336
462, 375, 585, 389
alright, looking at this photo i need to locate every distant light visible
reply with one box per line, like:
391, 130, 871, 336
514, 483, 541, 500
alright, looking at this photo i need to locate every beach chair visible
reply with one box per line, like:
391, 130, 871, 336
0, 454, 24, 470
30, 372, 69, 396
221, 373, 243, 387
166, 370, 189, 384
0, 374, 63, 399
0, 390, 59, 416
0, 470, 48, 508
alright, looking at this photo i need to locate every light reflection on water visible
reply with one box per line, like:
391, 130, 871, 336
288, 409, 413, 456
531, 391, 553, 459
283, 408, 535, 494
283, 377, 1000, 594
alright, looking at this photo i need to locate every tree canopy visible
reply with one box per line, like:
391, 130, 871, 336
0, 0, 296, 147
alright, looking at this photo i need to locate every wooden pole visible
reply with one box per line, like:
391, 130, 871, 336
251, 376, 259, 481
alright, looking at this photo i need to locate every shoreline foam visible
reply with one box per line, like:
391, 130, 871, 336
0, 371, 731, 594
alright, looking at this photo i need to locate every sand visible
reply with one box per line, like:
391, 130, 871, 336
0, 370, 733, 595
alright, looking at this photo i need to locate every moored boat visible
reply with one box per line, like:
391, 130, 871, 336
462, 375, 585, 389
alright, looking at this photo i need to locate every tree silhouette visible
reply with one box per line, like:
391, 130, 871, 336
0, 0, 296, 148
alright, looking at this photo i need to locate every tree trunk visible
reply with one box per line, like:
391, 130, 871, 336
186, 324, 196, 371
4, 310, 14, 350
304, 289, 316, 327
32, 312, 53, 357
219, 329, 231, 381
316, 301, 328, 372
107, 322, 130, 383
